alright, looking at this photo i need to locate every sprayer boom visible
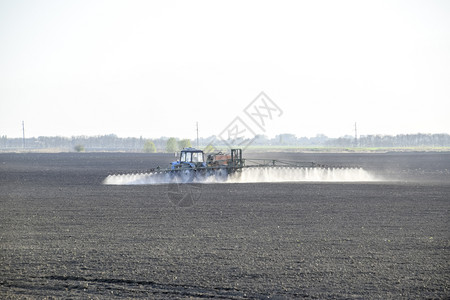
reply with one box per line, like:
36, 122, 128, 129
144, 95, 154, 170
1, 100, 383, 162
104, 148, 363, 184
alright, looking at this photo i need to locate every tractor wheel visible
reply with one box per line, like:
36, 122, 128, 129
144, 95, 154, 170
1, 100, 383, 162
180, 168, 195, 183
215, 167, 228, 182
169, 170, 180, 183
195, 169, 208, 182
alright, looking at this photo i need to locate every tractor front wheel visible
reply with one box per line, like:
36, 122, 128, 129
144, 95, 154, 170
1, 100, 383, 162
180, 168, 195, 183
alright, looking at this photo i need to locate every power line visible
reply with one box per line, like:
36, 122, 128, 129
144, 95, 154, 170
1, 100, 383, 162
196, 122, 199, 148
22, 121, 25, 149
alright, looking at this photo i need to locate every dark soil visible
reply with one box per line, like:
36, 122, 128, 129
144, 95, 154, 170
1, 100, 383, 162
1, 152, 449, 299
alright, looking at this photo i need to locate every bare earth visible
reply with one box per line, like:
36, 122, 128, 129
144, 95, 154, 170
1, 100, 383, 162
1, 152, 449, 299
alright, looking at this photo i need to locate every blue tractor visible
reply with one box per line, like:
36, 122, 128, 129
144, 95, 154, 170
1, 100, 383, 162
169, 147, 243, 182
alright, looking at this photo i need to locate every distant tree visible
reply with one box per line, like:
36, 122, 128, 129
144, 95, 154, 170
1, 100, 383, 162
254, 134, 269, 145
143, 140, 156, 153
203, 144, 216, 154
276, 133, 297, 145
166, 137, 179, 153
74, 144, 85, 152
178, 139, 192, 149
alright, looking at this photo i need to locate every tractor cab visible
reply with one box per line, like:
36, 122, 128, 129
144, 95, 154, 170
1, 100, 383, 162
171, 148, 206, 169
180, 148, 204, 163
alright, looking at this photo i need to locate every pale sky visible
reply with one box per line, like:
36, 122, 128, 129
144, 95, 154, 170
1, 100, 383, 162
1, 0, 449, 140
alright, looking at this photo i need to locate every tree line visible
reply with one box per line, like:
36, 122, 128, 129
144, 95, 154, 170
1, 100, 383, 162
0, 134, 195, 152
251, 133, 450, 147
0, 133, 449, 152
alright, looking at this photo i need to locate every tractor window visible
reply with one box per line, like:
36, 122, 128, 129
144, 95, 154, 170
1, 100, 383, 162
192, 152, 204, 163
192, 152, 203, 162
185, 152, 192, 162
180, 152, 186, 162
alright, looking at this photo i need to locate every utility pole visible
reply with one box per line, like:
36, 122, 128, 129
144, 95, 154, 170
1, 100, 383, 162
22, 121, 25, 149
354, 122, 358, 147
196, 122, 199, 148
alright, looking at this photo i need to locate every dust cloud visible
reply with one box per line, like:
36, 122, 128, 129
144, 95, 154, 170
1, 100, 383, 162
103, 167, 379, 185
